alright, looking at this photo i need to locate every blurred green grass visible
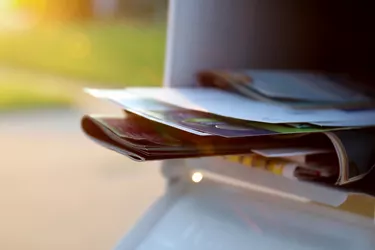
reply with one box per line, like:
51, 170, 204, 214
0, 70, 74, 111
0, 22, 166, 86
0, 22, 166, 110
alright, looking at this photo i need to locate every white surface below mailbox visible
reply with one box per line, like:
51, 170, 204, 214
114, 168, 375, 250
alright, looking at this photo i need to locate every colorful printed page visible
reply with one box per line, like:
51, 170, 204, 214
85, 88, 349, 138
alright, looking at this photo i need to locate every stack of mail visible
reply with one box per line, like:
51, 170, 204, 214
81, 70, 375, 196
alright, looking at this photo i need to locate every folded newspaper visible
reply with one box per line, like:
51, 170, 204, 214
82, 113, 322, 161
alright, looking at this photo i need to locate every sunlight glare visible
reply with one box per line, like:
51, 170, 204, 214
192, 172, 203, 183
0, 0, 13, 12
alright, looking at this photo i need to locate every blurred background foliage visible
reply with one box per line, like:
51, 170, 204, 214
0, 0, 167, 111
0, 3, 168, 249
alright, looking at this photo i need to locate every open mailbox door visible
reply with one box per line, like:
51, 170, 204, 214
114, 159, 375, 250
111, 1, 375, 248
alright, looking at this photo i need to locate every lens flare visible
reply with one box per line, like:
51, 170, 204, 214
191, 172, 203, 183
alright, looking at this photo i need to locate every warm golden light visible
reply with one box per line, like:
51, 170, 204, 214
0, 0, 12, 11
